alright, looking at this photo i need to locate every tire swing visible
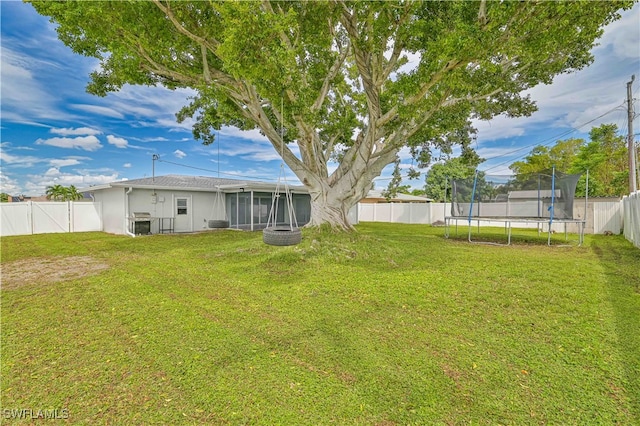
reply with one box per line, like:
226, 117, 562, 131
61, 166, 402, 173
263, 98, 301, 246
262, 169, 301, 245
208, 187, 229, 229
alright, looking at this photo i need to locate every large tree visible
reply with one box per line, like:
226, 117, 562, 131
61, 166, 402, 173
424, 149, 484, 202
30, 0, 632, 229
571, 124, 629, 197
507, 124, 630, 197
509, 138, 585, 177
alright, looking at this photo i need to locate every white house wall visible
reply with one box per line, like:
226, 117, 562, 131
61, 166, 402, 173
127, 189, 218, 234
92, 187, 125, 234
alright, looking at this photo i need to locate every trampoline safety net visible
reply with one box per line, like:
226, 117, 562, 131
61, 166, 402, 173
450, 171, 581, 220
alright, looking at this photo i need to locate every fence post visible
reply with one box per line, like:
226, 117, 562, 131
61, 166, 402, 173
68, 201, 72, 233
27, 201, 34, 235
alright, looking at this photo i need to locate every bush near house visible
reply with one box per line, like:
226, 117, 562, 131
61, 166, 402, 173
1, 223, 638, 424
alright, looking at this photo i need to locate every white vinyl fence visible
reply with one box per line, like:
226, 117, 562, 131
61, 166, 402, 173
358, 200, 630, 236
622, 191, 640, 248
0, 201, 103, 237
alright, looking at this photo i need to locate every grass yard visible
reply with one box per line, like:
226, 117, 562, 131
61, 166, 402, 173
1, 223, 639, 424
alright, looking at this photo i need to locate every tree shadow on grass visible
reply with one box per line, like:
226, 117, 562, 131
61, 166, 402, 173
591, 236, 640, 421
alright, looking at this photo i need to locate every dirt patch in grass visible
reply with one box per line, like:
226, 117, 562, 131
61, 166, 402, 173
1, 256, 109, 290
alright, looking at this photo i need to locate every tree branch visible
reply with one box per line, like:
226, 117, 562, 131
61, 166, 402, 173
136, 42, 235, 87
478, 0, 488, 26
376, 58, 466, 129
261, 0, 293, 50
406, 59, 464, 105
323, 134, 339, 163
136, 44, 200, 85
441, 88, 503, 108
152, 0, 218, 51
239, 84, 311, 179
380, 3, 413, 83
339, 5, 382, 123
311, 38, 350, 112
201, 44, 212, 84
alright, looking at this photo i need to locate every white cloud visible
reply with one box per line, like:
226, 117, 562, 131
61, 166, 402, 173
0, 151, 45, 167
473, 3, 640, 154
69, 104, 125, 119
107, 135, 129, 149
594, 6, 640, 60
214, 128, 302, 163
129, 136, 170, 143
0, 46, 58, 123
173, 149, 187, 159
50, 127, 102, 136
220, 127, 269, 143
123, 163, 132, 168
35, 136, 102, 151
24, 171, 120, 195
0, 170, 21, 195
127, 144, 156, 152
102, 85, 196, 131
49, 158, 82, 168
0, 143, 35, 151
474, 116, 528, 141
44, 167, 61, 177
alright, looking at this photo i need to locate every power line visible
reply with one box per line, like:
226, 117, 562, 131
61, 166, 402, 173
375, 100, 629, 183
156, 98, 630, 185
482, 100, 626, 173
156, 158, 280, 182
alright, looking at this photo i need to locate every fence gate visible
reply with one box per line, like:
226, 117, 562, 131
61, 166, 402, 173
31, 202, 70, 234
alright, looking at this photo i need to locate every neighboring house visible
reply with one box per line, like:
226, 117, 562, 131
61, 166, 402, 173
8, 195, 49, 202
360, 190, 432, 203
82, 175, 312, 235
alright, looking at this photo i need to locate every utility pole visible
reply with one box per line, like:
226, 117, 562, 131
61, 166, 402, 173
627, 75, 637, 193
152, 154, 159, 182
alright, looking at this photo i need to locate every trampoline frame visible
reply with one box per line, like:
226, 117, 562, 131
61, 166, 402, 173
444, 216, 586, 246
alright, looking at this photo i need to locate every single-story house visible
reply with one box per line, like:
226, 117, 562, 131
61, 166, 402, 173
82, 175, 313, 235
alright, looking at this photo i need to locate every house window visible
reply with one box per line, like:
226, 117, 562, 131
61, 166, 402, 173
177, 198, 188, 215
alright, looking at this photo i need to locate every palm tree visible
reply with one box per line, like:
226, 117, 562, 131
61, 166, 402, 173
67, 185, 84, 201
45, 184, 84, 201
45, 184, 66, 201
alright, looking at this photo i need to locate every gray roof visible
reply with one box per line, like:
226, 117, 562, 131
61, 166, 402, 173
110, 175, 249, 190
84, 174, 308, 193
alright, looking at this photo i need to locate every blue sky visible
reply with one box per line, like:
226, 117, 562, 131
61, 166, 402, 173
1, 1, 639, 196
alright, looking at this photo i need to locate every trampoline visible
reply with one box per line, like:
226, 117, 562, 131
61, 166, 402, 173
444, 168, 587, 246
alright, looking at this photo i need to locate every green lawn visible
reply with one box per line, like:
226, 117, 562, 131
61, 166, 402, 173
1, 223, 639, 424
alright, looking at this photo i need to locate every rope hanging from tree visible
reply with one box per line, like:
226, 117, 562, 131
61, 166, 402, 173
263, 96, 301, 246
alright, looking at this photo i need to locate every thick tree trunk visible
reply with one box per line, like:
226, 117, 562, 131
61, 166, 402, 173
302, 157, 396, 230
307, 187, 359, 230
294, 144, 398, 231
